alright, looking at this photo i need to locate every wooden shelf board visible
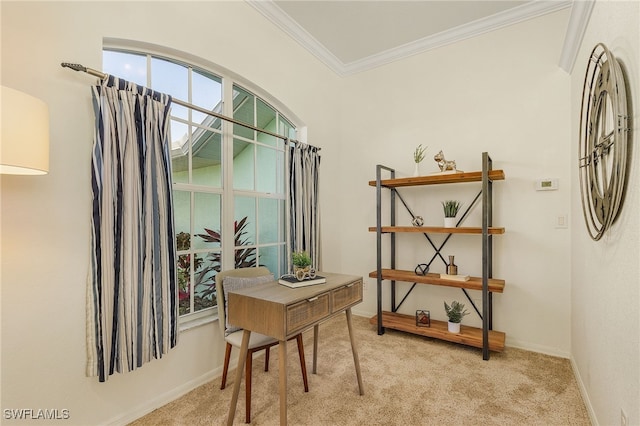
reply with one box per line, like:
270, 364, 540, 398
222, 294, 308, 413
368, 169, 505, 187
368, 269, 505, 293
368, 226, 505, 235
370, 311, 505, 352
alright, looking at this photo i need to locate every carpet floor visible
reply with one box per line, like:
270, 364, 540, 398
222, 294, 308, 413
129, 315, 590, 425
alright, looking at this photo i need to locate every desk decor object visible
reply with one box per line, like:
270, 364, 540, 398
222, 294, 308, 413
279, 274, 326, 288
416, 310, 430, 327
579, 43, 630, 241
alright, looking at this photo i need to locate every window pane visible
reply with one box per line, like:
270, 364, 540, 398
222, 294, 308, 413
277, 150, 285, 194
192, 70, 222, 125
233, 85, 255, 140
151, 57, 188, 120
258, 198, 278, 244
193, 254, 218, 313
258, 245, 279, 276
256, 146, 277, 193
233, 139, 254, 190
171, 120, 189, 183
178, 254, 192, 315
193, 192, 221, 250
280, 117, 295, 140
192, 126, 222, 187
257, 98, 277, 147
103, 50, 147, 87
234, 196, 256, 246
173, 190, 191, 248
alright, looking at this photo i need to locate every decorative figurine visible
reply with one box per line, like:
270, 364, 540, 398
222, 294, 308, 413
434, 150, 457, 172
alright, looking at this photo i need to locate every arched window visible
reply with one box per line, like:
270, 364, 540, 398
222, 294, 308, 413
103, 48, 295, 324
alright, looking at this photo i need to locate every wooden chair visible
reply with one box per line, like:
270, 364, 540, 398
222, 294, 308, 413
216, 267, 309, 423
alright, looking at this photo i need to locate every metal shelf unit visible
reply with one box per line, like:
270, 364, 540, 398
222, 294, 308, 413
369, 152, 505, 360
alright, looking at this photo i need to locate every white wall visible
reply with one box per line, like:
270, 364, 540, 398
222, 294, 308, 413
569, 1, 640, 425
4, 1, 636, 425
334, 9, 574, 356
0, 2, 340, 425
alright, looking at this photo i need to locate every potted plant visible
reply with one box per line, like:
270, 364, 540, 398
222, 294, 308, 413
444, 300, 469, 333
413, 144, 427, 176
292, 251, 312, 279
442, 200, 461, 227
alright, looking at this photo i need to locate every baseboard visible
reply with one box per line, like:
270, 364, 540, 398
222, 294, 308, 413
570, 355, 598, 425
106, 367, 223, 426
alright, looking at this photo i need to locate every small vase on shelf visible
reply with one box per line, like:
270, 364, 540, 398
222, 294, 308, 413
413, 162, 420, 177
444, 217, 456, 228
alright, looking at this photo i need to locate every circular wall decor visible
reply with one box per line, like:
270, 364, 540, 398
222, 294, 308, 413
579, 43, 629, 240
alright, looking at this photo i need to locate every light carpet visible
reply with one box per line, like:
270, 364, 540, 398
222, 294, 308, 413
129, 315, 590, 425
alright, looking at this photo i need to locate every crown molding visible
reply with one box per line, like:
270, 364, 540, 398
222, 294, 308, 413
248, 0, 573, 77
558, 1, 595, 73
246, 0, 345, 74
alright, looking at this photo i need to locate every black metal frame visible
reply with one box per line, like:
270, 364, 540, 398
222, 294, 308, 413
375, 152, 496, 360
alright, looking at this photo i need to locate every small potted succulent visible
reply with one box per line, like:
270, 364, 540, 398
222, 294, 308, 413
413, 144, 427, 176
292, 251, 312, 280
442, 200, 461, 228
444, 300, 469, 333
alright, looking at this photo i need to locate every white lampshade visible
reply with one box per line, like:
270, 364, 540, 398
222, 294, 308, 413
1, 86, 50, 175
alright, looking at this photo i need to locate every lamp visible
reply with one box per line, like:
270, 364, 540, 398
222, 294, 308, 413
1, 86, 50, 175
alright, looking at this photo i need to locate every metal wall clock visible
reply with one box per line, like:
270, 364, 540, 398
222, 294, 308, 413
579, 43, 629, 240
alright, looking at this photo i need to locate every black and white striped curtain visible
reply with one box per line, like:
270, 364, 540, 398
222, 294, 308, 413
86, 75, 178, 382
288, 143, 321, 270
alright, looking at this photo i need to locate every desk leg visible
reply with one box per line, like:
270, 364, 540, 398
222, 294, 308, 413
226, 329, 250, 426
312, 324, 319, 374
346, 308, 364, 395
278, 339, 288, 426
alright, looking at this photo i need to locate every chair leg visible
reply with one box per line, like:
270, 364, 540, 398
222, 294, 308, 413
296, 334, 309, 392
221, 342, 232, 390
264, 347, 270, 372
245, 349, 253, 423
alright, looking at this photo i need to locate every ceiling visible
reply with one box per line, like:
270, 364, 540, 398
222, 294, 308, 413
248, 0, 587, 76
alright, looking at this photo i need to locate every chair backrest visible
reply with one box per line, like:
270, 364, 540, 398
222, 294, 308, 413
215, 266, 272, 338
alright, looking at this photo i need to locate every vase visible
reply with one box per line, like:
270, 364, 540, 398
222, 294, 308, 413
413, 163, 420, 177
448, 321, 461, 333
444, 217, 456, 228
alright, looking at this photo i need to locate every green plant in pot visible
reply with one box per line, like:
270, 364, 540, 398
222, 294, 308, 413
413, 144, 427, 176
444, 300, 469, 333
292, 251, 312, 279
442, 200, 461, 227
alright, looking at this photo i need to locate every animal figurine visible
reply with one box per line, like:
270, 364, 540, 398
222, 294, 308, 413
434, 150, 457, 172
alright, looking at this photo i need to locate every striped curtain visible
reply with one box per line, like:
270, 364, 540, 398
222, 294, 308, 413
86, 75, 178, 382
288, 143, 321, 270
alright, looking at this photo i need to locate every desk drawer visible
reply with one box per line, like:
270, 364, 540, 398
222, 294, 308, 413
331, 279, 363, 312
286, 292, 330, 335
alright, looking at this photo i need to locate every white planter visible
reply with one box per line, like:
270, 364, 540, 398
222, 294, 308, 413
444, 217, 457, 228
413, 163, 420, 177
448, 321, 461, 333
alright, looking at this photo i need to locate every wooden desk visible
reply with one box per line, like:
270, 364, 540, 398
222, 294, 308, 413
226, 272, 364, 425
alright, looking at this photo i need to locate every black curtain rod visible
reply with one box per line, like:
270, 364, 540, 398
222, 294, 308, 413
61, 62, 319, 151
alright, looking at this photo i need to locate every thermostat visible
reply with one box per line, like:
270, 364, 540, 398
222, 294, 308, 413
535, 178, 558, 191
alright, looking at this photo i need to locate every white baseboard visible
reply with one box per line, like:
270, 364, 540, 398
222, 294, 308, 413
570, 355, 598, 426
106, 367, 223, 426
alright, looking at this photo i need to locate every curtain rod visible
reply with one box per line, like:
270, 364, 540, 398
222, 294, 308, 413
61, 62, 319, 151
